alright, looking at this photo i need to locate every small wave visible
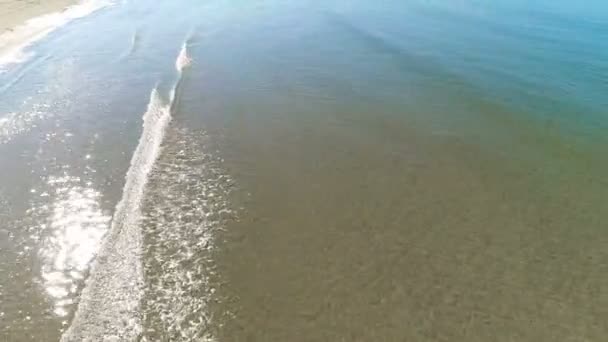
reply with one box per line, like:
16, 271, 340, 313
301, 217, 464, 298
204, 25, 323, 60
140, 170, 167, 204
0, 54, 52, 95
0, 0, 112, 72
325, 11, 443, 77
176, 42, 193, 74
61, 43, 191, 342
119, 28, 140, 60
169, 42, 192, 111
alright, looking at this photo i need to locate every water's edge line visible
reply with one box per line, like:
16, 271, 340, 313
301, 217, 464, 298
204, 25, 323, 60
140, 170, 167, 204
60, 43, 191, 342
0, 0, 113, 70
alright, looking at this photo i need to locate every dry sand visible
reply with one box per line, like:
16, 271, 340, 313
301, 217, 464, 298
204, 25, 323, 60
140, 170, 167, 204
0, 0, 78, 33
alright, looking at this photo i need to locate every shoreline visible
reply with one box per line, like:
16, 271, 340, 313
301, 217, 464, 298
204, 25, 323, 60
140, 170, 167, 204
0, 0, 79, 34
0, 0, 110, 69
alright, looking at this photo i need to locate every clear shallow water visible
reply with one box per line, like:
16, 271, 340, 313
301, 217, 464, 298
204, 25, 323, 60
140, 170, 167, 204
0, 0, 607, 341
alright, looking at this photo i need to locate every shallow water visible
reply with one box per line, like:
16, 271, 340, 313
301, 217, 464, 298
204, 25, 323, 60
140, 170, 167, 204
0, 0, 607, 341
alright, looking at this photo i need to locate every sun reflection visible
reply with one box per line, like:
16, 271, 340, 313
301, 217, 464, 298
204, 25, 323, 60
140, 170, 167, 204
37, 173, 110, 317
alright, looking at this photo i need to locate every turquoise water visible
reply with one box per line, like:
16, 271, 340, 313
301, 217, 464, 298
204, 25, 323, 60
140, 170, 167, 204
0, 0, 607, 340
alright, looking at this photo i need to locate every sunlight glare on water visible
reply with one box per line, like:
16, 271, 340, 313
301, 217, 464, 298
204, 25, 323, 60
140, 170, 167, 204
35, 172, 110, 317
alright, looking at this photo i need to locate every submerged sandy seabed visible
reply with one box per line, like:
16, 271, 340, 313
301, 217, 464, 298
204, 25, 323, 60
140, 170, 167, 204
0, 0, 78, 33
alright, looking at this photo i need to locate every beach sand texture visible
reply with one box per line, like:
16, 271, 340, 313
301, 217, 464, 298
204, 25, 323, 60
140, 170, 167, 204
0, 0, 78, 33
0, 0, 108, 68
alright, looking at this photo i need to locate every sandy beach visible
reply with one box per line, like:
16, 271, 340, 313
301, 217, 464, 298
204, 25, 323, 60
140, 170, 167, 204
0, 0, 107, 68
0, 0, 78, 33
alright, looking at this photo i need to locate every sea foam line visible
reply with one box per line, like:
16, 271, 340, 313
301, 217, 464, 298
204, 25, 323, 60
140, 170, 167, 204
0, 0, 112, 71
61, 43, 191, 342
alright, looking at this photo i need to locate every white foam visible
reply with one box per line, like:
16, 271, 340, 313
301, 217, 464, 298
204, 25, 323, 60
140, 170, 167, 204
0, 0, 112, 71
170, 43, 192, 103
61, 44, 191, 342
176, 43, 192, 74
139, 128, 234, 342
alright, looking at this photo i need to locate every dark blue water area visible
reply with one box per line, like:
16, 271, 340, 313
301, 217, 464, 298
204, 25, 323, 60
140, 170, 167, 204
323, 0, 608, 142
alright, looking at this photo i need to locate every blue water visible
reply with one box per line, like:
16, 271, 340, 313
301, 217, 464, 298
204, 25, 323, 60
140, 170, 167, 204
335, 0, 608, 133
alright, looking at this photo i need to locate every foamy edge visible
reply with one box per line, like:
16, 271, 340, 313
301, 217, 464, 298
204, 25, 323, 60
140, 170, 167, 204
60, 44, 191, 342
0, 0, 112, 71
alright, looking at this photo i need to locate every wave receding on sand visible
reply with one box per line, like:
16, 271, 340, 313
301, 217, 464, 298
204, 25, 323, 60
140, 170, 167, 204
0, 0, 112, 71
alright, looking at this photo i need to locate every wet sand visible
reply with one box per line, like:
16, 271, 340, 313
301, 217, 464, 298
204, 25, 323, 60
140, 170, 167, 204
0, 0, 78, 33
0, 0, 105, 68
